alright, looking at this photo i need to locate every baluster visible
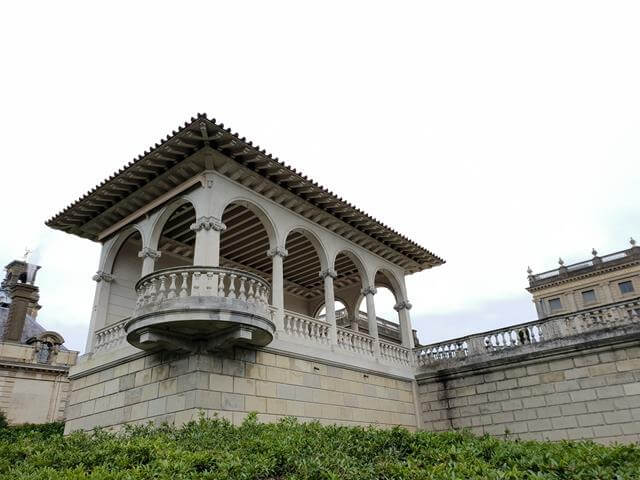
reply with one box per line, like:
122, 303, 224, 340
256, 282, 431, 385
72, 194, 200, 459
149, 278, 158, 305
167, 273, 177, 299
237, 277, 247, 301
284, 315, 291, 334
142, 281, 151, 305
179, 272, 189, 298
246, 279, 256, 304
218, 272, 226, 297
228, 274, 237, 299
205, 271, 214, 296
191, 271, 201, 296
157, 275, 167, 302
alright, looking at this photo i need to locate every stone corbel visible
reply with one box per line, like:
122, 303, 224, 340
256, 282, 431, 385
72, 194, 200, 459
190, 216, 227, 232
92, 271, 114, 283
267, 247, 288, 258
200, 170, 216, 189
393, 300, 413, 312
319, 268, 338, 280
361, 285, 377, 296
138, 248, 162, 260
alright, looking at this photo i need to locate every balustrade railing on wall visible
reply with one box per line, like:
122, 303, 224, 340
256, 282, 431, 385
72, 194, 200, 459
282, 310, 330, 345
336, 327, 375, 356
94, 318, 128, 353
380, 340, 412, 366
133, 266, 270, 315
414, 298, 640, 367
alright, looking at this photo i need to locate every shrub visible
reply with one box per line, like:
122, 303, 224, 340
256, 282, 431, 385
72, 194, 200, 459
0, 414, 638, 479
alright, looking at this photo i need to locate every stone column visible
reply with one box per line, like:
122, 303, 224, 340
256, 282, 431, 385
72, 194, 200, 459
267, 246, 288, 333
320, 269, 338, 346
86, 271, 114, 352
190, 217, 226, 266
394, 300, 414, 349
362, 286, 381, 357
138, 248, 161, 276
4, 283, 39, 342
534, 299, 545, 319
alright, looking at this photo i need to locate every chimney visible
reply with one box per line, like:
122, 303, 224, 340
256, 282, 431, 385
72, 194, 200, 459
2, 261, 41, 342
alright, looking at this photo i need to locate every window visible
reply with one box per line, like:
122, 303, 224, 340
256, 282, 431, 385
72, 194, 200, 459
619, 281, 635, 295
548, 298, 562, 312
582, 289, 596, 304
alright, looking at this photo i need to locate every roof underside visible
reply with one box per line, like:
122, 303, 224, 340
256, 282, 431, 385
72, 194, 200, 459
46, 114, 444, 273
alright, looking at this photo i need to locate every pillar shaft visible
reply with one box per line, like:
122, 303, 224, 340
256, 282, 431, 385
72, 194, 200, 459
268, 247, 287, 332
320, 269, 338, 345
394, 300, 414, 349
363, 286, 381, 357
190, 217, 225, 266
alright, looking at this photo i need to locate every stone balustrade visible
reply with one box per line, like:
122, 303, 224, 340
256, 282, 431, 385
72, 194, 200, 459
133, 266, 270, 315
336, 327, 375, 356
380, 340, 412, 366
126, 266, 274, 352
94, 319, 128, 353
282, 310, 331, 345
414, 298, 640, 369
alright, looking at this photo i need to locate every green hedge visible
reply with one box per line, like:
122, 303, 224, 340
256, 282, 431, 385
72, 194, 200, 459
0, 414, 638, 479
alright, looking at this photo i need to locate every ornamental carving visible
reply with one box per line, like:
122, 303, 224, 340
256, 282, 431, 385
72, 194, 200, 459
138, 248, 162, 260
319, 269, 338, 280
190, 216, 227, 232
92, 271, 114, 283
361, 286, 377, 296
267, 247, 288, 258
393, 300, 413, 311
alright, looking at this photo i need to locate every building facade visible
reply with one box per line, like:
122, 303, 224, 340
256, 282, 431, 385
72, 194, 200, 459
0, 260, 78, 424
45, 114, 639, 443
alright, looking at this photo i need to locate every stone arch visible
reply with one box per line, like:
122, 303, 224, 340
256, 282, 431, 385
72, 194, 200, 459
102, 225, 145, 274
219, 196, 278, 249
312, 295, 349, 318
148, 197, 196, 252
282, 226, 329, 272
332, 248, 369, 286
372, 267, 405, 302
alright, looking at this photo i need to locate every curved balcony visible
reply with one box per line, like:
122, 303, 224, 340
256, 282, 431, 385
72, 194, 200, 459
125, 266, 274, 352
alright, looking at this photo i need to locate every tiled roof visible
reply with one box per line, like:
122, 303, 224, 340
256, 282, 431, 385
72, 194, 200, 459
46, 114, 444, 272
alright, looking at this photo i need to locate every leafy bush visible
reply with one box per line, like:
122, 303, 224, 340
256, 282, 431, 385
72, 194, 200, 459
0, 414, 638, 479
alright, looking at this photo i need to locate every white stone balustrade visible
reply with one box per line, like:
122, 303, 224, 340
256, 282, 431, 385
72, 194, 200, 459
414, 298, 640, 368
283, 311, 331, 345
133, 266, 270, 315
94, 319, 128, 353
379, 340, 412, 366
336, 327, 375, 356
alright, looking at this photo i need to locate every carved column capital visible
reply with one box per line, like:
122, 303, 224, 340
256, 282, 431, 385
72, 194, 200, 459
361, 286, 377, 296
190, 216, 227, 232
393, 300, 413, 312
92, 271, 114, 283
138, 248, 162, 260
319, 268, 338, 280
267, 247, 288, 258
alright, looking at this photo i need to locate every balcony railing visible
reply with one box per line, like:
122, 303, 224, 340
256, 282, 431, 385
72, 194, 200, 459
94, 318, 128, 353
125, 266, 274, 352
415, 298, 640, 368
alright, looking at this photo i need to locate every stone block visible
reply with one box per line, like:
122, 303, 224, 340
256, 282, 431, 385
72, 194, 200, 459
492, 412, 514, 424
596, 385, 625, 399
130, 402, 148, 421
544, 392, 571, 406
623, 383, 640, 396
276, 383, 296, 400
605, 372, 636, 386
544, 429, 568, 441
514, 409, 537, 421
221, 393, 245, 411
552, 416, 578, 429
561, 403, 587, 416
169, 357, 189, 377
548, 358, 574, 371
476, 382, 496, 394
166, 393, 187, 413
113, 363, 129, 378
468, 393, 488, 405
109, 392, 125, 409
496, 379, 517, 391
256, 351, 276, 366
536, 405, 562, 418
501, 399, 522, 411
256, 380, 277, 398
527, 418, 552, 432
505, 367, 527, 379
197, 390, 222, 409
487, 391, 509, 402
517, 376, 540, 387
134, 368, 152, 387
594, 424, 622, 438
587, 399, 616, 413
564, 367, 589, 380
246, 396, 267, 413
617, 358, 640, 372
567, 427, 595, 440
151, 365, 170, 383
235, 348, 256, 363
554, 380, 580, 393
265, 366, 288, 384
246, 364, 267, 380
577, 413, 604, 427
234, 378, 256, 395
484, 371, 505, 382
89, 383, 105, 400
103, 378, 120, 396
267, 398, 287, 415
158, 378, 178, 397
210, 373, 234, 392
509, 387, 532, 399
125, 387, 143, 406
80, 400, 96, 417
539, 371, 564, 384
526, 364, 550, 375
148, 397, 167, 417
621, 422, 640, 434
119, 373, 135, 391
478, 403, 500, 414
141, 383, 159, 402
588, 363, 617, 377
573, 354, 600, 367
578, 376, 607, 389
530, 384, 555, 396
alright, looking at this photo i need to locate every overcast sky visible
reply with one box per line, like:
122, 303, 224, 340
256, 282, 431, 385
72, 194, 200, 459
1, 2, 638, 353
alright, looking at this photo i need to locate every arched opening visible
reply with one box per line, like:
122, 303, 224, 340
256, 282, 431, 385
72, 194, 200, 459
330, 251, 366, 330
283, 229, 325, 317
106, 230, 143, 326
356, 269, 404, 344
155, 202, 197, 269
315, 299, 348, 325
219, 202, 274, 279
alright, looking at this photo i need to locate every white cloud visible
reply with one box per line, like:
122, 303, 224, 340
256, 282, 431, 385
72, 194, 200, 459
1, 1, 638, 352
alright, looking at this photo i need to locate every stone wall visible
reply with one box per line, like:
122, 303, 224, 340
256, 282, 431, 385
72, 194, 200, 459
417, 341, 640, 444
65, 348, 417, 433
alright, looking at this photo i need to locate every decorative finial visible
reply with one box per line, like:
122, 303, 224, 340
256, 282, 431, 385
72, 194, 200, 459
526, 266, 532, 275
558, 257, 564, 266
631, 237, 637, 247
22, 248, 31, 261
592, 248, 598, 257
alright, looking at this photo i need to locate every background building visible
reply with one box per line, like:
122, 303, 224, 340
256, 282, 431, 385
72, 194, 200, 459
0, 260, 78, 424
